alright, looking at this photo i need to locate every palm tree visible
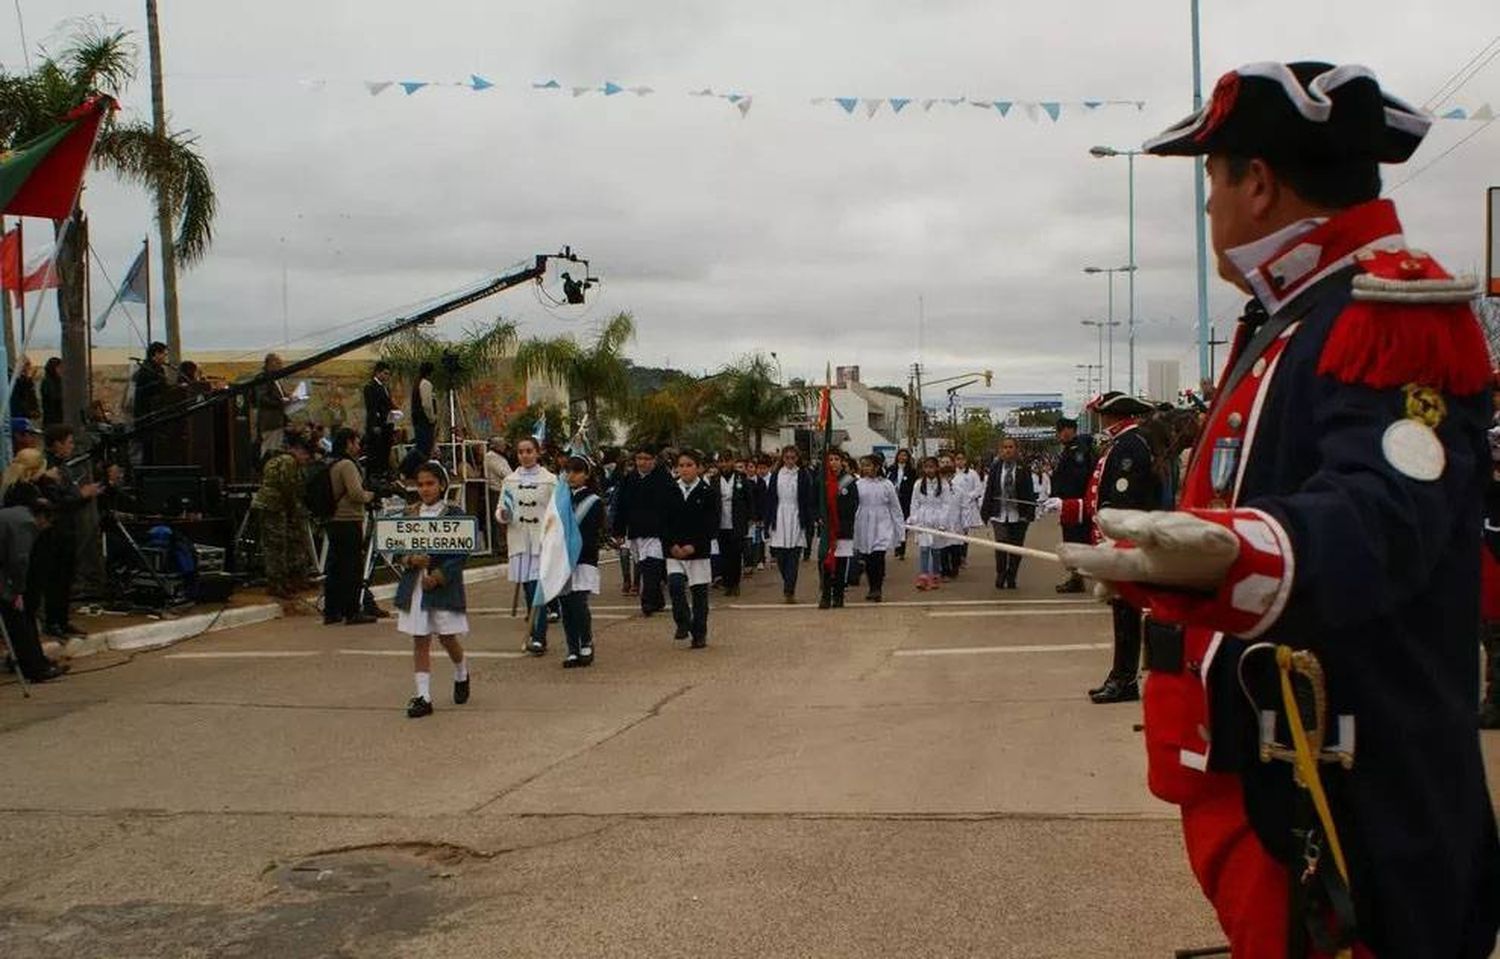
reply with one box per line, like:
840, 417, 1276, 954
629, 374, 724, 449
379, 317, 518, 453
512, 311, 635, 447
712, 352, 806, 452
0, 21, 216, 427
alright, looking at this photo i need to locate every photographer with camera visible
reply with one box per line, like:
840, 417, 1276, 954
35, 426, 105, 641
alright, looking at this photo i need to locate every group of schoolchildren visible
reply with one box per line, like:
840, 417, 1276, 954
384, 438, 1032, 720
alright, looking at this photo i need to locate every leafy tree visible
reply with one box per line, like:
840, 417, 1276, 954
378, 318, 518, 444
711, 352, 805, 452
513, 311, 635, 446
628, 375, 723, 449
0, 20, 217, 426
503, 402, 568, 448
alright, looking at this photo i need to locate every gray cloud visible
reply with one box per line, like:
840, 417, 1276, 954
8, 0, 1498, 410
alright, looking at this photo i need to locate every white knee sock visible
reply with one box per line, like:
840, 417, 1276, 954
453, 658, 468, 682
415, 672, 431, 700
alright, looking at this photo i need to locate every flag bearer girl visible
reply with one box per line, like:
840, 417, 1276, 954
395, 461, 469, 719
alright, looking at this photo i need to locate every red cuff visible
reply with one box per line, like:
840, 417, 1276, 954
1119, 508, 1294, 639
1059, 498, 1084, 526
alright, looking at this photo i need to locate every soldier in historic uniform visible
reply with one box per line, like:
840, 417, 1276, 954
1048, 416, 1094, 593
251, 433, 314, 598
1060, 62, 1500, 957
1046, 392, 1159, 703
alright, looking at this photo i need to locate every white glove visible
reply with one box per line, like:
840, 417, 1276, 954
1054, 508, 1239, 591
1040, 497, 1062, 514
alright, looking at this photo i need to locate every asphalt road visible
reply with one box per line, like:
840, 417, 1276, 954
1, 521, 1495, 958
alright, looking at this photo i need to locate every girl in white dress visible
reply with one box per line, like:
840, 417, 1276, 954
853, 455, 905, 602
496, 437, 558, 654
908, 456, 960, 591
395, 462, 470, 719
951, 451, 985, 568
765, 445, 811, 603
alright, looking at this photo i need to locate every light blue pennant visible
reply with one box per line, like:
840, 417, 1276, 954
835, 97, 859, 114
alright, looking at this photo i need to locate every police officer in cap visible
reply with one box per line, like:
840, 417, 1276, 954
1060, 61, 1499, 957
1048, 415, 1094, 593
1047, 391, 1159, 703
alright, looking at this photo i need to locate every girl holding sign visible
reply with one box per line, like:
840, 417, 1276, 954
496, 437, 558, 655
395, 461, 470, 719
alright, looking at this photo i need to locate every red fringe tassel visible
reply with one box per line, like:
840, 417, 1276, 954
1316, 301, 1492, 397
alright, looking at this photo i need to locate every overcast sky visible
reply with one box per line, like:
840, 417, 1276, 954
7, 1, 1499, 409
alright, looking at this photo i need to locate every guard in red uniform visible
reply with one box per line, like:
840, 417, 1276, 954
1060, 62, 1500, 957
1049, 392, 1160, 703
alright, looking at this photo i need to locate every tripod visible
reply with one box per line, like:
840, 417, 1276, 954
0, 613, 30, 698
101, 511, 190, 614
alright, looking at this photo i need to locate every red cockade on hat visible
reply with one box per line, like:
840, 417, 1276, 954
1195, 71, 1240, 143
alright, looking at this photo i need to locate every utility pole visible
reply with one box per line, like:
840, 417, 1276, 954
145, 0, 182, 361
1191, 0, 1211, 384
1207, 325, 1230, 384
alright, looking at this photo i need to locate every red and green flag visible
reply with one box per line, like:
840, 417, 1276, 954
0, 95, 114, 220
817, 365, 839, 573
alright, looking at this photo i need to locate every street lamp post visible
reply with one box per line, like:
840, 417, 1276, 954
1083, 269, 1131, 390
1088, 147, 1142, 394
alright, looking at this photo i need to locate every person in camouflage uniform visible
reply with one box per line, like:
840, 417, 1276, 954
252, 434, 314, 598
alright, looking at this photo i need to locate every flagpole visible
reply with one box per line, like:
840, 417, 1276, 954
144, 234, 153, 345
0, 216, 14, 366
84, 229, 94, 416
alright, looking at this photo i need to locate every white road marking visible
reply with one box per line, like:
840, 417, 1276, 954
927, 609, 1110, 618
164, 651, 320, 660
894, 643, 1112, 657
728, 599, 1097, 610
468, 607, 630, 619
337, 649, 528, 659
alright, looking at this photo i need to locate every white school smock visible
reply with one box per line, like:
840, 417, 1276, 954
908, 479, 960, 548
498, 465, 556, 582
853, 476, 905, 553
767, 467, 805, 550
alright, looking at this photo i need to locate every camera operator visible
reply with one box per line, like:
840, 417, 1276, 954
35, 425, 106, 641
0, 489, 66, 683
325, 428, 376, 626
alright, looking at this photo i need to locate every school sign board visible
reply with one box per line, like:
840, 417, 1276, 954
374, 516, 479, 554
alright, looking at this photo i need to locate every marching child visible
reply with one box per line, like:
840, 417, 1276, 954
951, 451, 984, 568
662, 449, 718, 648
853, 455, 905, 602
396, 461, 469, 719
561, 456, 604, 668
496, 436, 558, 655
909, 456, 959, 591
818, 449, 859, 609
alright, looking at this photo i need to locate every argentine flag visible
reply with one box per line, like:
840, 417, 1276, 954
534, 478, 582, 616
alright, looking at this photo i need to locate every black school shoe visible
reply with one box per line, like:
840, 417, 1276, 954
406, 696, 434, 718
526, 639, 547, 656
690, 636, 706, 649
579, 646, 594, 666
673, 627, 690, 640
563, 653, 583, 668
1089, 678, 1140, 704
454, 678, 470, 704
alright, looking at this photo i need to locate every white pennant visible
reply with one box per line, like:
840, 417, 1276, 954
1024, 102, 1039, 122
737, 96, 753, 117
922, 98, 937, 112
863, 98, 883, 117
1472, 103, 1494, 121
365, 80, 393, 96
571, 86, 592, 97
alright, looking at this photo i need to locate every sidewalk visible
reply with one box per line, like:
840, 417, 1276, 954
42, 564, 510, 661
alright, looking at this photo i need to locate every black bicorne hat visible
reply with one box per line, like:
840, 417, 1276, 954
1086, 391, 1155, 417
1143, 62, 1429, 163
1054, 416, 1079, 431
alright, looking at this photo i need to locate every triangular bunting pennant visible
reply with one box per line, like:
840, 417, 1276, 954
736, 96, 753, 118
1472, 103, 1495, 121
1024, 102, 1039, 122
922, 98, 937, 112
863, 98, 882, 117
993, 101, 1012, 117
944, 97, 966, 106
399, 81, 427, 95
630, 86, 655, 96
836, 97, 859, 114
1442, 107, 1467, 119
470, 74, 494, 91
1083, 100, 1102, 110
297, 79, 327, 93
690, 88, 715, 97
572, 86, 592, 97
725, 93, 744, 103
365, 81, 393, 96
1136, 101, 1146, 111
889, 98, 911, 113
602, 81, 624, 96
810, 97, 828, 105
969, 98, 993, 109
1041, 101, 1061, 121
532, 79, 561, 90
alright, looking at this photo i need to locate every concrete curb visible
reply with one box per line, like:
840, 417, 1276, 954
53, 563, 510, 660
